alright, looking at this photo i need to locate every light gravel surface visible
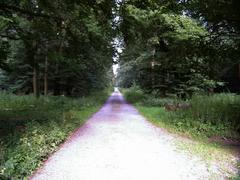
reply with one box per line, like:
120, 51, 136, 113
31, 91, 222, 180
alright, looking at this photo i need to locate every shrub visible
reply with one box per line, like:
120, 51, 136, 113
0, 90, 109, 178
183, 93, 240, 133
142, 97, 175, 107
135, 92, 240, 138
170, 94, 240, 137
124, 86, 145, 104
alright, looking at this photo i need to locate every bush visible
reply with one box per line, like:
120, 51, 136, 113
188, 94, 240, 127
124, 86, 145, 104
134, 92, 240, 138
142, 97, 181, 107
177, 93, 240, 137
0, 90, 109, 178
123, 86, 182, 106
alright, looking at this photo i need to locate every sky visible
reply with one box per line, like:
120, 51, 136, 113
112, 46, 123, 76
113, 64, 119, 75
112, 0, 123, 76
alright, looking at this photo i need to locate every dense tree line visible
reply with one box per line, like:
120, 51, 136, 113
117, 0, 240, 97
1, 0, 239, 97
0, 0, 115, 96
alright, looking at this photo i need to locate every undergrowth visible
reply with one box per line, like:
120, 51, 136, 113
0, 90, 109, 179
123, 87, 240, 178
123, 87, 240, 139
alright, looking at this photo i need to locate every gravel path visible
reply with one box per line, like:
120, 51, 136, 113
31, 91, 212, 180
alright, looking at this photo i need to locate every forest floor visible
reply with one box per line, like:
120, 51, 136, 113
31, 91, 239, 180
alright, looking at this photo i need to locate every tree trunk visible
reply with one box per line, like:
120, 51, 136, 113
54, 22, 66, 95
151, 61, 155, 89
32, 41, 40, 98
33, 58, 40, 97
151, 48, 156, 90
33, 61, 37, 96
238, 63, 240, 80
44, 55, 48, 96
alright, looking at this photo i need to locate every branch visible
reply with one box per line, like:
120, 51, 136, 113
0, 3, 61, 20
0, 34, 20, 40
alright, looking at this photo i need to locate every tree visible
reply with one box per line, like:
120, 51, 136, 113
117, 0, 240, 96
0, 0, 115, 96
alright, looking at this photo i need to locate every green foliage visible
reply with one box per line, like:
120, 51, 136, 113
142, 96, 178, 107
118, 1, 214, 95
0, 90, 109, 178
183, 94, 240, 131
0, 1, 114, 96
123, 86, 179, 106
123, 86, 145, 103
117, 0, 240, 95
124, 89, 240, 139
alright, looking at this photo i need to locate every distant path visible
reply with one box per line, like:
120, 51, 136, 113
31, 90, 211, 180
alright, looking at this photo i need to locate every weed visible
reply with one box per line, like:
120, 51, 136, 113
125, 89, 240, 178
0, 90, 109, 178
126, 90, 240, 139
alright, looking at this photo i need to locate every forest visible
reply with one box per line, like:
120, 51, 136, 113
117, 0, 240, 141
0, 0, 114, 96
117, 0, 240, 95
0, 0, 240, 179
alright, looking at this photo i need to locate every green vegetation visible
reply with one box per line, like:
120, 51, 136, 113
123, 87, 240, 178
123, 86, 145, 104
0, 0, 239, 178
117, 1, 240, 177
117, 0, 240, 95
0, 2, 115, 177
175, 140, 239, 178
0, 90, 109, 179
0, 1, 114, 96
123, 87, 240, 139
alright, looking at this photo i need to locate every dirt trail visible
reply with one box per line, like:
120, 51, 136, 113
31, 91, 216, 180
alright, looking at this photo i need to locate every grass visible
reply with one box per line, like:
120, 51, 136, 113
0, 90, 110, 179
123, 88, 240, 139
175, 139, 239, 178
123, 87, 240, 178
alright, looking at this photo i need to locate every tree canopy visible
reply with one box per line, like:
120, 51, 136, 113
0, 0, 115, 96
0, 0, 239, 97
117, 0, 240, 97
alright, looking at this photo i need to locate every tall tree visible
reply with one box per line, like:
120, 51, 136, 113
0, 0, 115, 96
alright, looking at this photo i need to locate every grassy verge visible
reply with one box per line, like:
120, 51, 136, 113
0, 90, 110, 179
123, 87, 240, 139
122, 87, 240, 178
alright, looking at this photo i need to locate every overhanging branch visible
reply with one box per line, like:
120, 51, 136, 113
0, 3, 61, 21
0, 34, 20, 40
